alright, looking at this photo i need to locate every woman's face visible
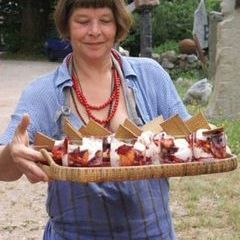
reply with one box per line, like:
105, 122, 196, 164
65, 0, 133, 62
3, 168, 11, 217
69, 7, 117, 61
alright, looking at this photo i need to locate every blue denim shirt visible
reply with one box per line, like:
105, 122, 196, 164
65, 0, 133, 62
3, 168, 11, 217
0, 54, 189, 240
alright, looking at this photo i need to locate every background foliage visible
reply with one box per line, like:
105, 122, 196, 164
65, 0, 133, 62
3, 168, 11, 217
0, 0, 55, 54
0, 0, 22, 52
0, 0, 220, 55
123, 0, 220, 55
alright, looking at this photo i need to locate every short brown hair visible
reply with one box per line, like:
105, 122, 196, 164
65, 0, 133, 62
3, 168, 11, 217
54, 0, 133, 43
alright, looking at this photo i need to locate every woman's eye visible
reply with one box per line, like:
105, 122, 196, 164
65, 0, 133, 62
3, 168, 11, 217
101, 19, 112, 24
75, 19, 89, 25
79, 21, 88, 25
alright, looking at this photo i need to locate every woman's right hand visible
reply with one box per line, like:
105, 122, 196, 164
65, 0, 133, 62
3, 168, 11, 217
9, 114, 49, 183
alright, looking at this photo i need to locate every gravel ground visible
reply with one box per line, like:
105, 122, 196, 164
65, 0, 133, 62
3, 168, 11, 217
0, 59, 59, 240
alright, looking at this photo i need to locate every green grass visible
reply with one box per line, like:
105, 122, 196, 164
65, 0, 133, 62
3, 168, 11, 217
172, 80, 240, 239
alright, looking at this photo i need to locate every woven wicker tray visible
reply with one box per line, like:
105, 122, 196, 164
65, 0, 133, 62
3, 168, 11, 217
40, 149, 238, 183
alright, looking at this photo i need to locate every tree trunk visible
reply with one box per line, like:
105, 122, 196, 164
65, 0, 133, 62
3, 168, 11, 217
19, 0, 52, 52
139, 7, 152, 57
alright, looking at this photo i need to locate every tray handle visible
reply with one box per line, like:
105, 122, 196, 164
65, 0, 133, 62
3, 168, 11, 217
40, 149, 56, 167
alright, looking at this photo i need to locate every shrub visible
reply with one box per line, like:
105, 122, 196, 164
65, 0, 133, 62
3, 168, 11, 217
152, 0, 198, 46
153, 40, 179, 55
123, 0, 221, 55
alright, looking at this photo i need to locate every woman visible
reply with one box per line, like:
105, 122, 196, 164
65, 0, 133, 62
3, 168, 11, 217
0, 0, 190, 239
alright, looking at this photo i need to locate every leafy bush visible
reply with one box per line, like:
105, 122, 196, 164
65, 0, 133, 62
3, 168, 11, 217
153, 40, 179, 55
121, 13, 140, 56
3, 32, 23, 52
205, 0, 221, 12
152, 0, 220, 46
152, 0, 198, 46
0, 0, 22, 52
123, 0, 221, 55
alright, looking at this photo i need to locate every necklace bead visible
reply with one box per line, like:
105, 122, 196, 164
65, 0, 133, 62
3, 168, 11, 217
70, 54, 121, 125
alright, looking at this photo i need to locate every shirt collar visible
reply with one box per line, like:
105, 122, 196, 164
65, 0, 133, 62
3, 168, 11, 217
55, 54, 73, 88
119, 55, 138, 80
55, 53, 138, 89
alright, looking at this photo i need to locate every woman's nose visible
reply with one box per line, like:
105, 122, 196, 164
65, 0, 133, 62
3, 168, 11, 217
88, 22, 101, 36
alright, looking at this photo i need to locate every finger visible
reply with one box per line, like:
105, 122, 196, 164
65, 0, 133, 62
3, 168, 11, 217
25, 171, 50, 183
16, 113, 30, 135
16, 159, 49, 182
26, 173, 45, 184
24, 147, 48, 164
12, 145, 47, 164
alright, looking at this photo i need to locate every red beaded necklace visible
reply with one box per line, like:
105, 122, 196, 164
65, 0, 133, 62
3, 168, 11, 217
70, 54, 121, 125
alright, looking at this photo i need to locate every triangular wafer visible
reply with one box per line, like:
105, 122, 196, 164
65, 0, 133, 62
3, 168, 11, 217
160, 114, 191, 137
33, 132, 55, 151
79, 125, 89, 136
123, 119, 142, 136
115, 124, 138, 139
185, 111, 210, 133
63, 118, 82, 140
142, 115, 164, 133
202, 126, 224, 135
81, 119, 112, 137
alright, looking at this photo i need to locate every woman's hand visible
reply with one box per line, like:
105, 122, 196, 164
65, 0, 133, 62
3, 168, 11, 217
9, 114, 49, 183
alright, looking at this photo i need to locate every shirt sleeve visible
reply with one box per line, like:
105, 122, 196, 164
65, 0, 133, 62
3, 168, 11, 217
0, 78, 59, 145
145, 59, 190, 120
0, 86, 39, 145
